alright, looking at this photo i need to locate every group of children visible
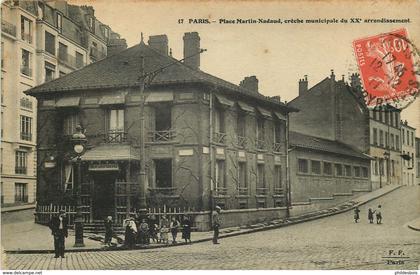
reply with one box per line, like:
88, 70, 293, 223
353, 205, 382, 224
124, 214, 192, 247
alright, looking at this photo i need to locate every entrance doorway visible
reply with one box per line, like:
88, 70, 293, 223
92, 172, 116, 220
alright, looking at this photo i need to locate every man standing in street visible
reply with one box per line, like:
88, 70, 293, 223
49, 210, 69, 258
212, 206, 221, 244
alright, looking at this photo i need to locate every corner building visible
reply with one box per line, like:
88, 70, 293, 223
26, 33, 296, 230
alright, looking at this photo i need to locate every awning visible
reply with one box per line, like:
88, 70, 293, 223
74, 144, 140, 162
256, 107, 272, 118
273, 111, 286, 121
237, 101, 254, 113
145, 91, 173, 102
56, 96, 80, 108
215, 94, 234, 107
99, 94, 125, 105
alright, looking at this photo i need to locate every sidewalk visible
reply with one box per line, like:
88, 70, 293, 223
1, 203, 36, 213
3, 184, 402, 254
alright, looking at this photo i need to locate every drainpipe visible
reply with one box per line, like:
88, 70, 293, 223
209, 88, 214, 228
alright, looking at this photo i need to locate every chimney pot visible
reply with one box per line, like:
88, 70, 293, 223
148, 34, 169, 55
298, 75, 308, 96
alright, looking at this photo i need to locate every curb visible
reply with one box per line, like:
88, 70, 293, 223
1, 205, 36, 213
4, 185, 402, 254
407, 224, 420, 232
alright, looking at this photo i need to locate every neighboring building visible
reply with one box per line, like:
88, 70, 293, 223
288, 71, 372, 204
416, 137, 420, 185
0, 0, 125, 206
26, 32, 297, 229
367, 107, 402, 189
289, 131, 371, 204
401, 121, 416, 186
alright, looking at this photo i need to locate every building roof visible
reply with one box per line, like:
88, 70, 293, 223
26, 41, 296, 111
289, 131, 371, 160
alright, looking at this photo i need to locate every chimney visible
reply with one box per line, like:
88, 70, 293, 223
107, 38, 127, 57
183, 32, 200, 69
239, 76, 259, 93
330, 69, 335, 81
298, 75, 308, 96
350, 73, 362, 91
148, 34, 168, 55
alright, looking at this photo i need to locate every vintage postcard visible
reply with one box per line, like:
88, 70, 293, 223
1, 0, 419, 272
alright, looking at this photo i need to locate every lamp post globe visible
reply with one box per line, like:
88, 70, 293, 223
71, 125, 87, 247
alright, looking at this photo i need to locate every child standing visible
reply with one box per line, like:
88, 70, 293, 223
368, 208, 375, 224
159, 215, 170, 245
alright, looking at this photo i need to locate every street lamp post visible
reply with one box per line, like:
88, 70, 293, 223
71, 125, 87, 247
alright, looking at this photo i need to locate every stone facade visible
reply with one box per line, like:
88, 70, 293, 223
1, 0, 125, 206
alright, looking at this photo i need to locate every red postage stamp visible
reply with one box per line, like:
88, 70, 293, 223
353, 28, 419, 109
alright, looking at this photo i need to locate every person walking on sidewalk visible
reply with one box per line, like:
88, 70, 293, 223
212, 206, 222, 244
104, 216, 113, 246
49, 210, 68, 258
376, 205, 382, 224
170, 217, 180, 244
182, 216, 192, 243
354, 207, 360, 223
368, 208, 375, 224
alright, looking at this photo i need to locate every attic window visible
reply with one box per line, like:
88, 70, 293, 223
122, 61, 129, 65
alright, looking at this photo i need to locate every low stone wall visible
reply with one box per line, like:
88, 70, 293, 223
193, 207, 288, 231
290, 191, 369, 217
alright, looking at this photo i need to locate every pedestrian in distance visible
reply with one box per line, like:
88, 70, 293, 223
212, 205, 222, 245
368, 208, 375, 224
354, 207, 360, 223
139, 219, 150, 245
182, 215, 192, 243
170, 217, 180, 244
49, 209, 68, 258
159, 215, 170, 245
104, 216, 113, 247
376, 205, 382, 224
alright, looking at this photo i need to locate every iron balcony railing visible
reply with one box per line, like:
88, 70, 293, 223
15, 167, 27, 175
148, 129, 176, 142
214, 132, 226, 144
1, 19, 16, 36
237, 136, 246, 147
104, 130, 127, 143
273, 142, 282, 152
148, 187, 177, 196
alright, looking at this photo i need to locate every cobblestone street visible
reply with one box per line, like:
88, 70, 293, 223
3, 185, 420, 270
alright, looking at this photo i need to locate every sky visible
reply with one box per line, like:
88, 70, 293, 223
69, 0, 420, 133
